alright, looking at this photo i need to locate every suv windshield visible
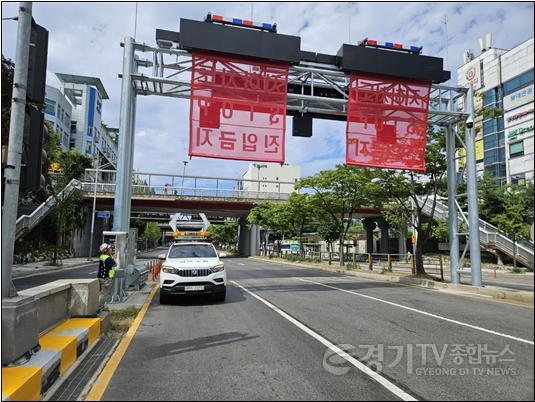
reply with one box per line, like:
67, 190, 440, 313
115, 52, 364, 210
168, 244, 217, 258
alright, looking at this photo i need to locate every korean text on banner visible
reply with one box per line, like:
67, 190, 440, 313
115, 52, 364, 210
346, 73, 431, 171
189, 50, 289, 163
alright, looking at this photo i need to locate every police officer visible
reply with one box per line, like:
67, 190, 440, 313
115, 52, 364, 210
98, 243, 116, 309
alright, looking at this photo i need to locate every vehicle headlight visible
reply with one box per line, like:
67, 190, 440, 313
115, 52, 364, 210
212, 263, 225, 272
162, 266, 177, 274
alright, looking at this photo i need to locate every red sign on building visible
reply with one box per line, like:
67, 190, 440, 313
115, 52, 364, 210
189, 50, 289, 163
346, 73, 431, 171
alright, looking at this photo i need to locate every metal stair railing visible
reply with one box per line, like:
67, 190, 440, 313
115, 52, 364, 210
418, 196, 534, 269
15, 179, 82, 239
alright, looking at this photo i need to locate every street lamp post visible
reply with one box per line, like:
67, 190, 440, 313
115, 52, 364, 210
88, 155, 114, 260
181, 160, 188, 195
253, 163, 267, 194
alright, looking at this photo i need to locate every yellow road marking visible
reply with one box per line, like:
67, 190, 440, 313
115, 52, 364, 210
85, 285, 159, 401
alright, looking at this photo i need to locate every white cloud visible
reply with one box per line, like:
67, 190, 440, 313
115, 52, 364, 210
1, 1, 533, 180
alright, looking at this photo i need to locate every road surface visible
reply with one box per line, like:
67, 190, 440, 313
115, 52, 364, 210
97, 256, 534, 401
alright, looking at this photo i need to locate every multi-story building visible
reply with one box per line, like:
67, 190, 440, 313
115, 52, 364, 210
457, 36, 534, 185
55, 73, 117, 168
242, 162, 301, 194
44, 85, 72, 150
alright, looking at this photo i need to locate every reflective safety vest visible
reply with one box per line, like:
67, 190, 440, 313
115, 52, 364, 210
98, 254, 116, 279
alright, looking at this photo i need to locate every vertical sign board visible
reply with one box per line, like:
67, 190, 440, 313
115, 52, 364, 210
346, 73, 431, 171
189, 50, 289, 163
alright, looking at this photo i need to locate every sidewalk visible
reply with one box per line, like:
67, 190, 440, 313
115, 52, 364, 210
11, 248, 160, 280
12, 257, 96, 279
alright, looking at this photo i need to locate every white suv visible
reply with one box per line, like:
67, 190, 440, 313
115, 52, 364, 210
158, 242, 227, 304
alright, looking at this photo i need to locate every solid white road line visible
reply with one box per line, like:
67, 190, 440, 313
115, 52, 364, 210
296, 277, 534, 346
237, 262, 245, 266
231, 280, 417, 401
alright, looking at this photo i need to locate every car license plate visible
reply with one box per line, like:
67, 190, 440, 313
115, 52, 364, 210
185, 286, 204, 291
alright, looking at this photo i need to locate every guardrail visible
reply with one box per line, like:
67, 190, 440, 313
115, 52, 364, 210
419, 196, 534, 269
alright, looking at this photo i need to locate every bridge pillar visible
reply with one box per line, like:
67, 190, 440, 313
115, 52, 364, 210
398, 226, 407, 257
238, 218, 251, 257
378, 218, 390, 254
238, 218, 260, 257
249, 224, 259, 257
362, 218, 376, 254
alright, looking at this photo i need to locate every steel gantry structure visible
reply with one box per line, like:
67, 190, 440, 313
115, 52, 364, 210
114, 33, 482, 286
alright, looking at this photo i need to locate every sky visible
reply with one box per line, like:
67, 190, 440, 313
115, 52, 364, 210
1, 1, 534, 181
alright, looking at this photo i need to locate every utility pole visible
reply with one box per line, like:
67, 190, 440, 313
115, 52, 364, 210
1, 2, 33, 299
464, 86, 483, 286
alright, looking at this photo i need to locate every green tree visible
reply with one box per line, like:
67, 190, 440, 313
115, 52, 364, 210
372, 127, 447, 275
316, 219, 341, 265
432, 218, 450, 243
247, 202, 294, 255
143, 222, 162, 246
44, 124, 93, 264
492, 185, 529, 269
298, 165, 377, 266
208, 221, 238, 249
281, 193, 315, 256
1, 55, 14, 145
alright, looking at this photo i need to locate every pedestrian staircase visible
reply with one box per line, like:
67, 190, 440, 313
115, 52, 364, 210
15, 179, 81, 240
419, 196, 534, 270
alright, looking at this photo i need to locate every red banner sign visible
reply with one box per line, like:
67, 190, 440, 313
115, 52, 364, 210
189, 50, 289, 163
346, 73, 431, 171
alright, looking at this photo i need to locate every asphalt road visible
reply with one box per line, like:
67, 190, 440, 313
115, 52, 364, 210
100, 257, 534, 401
12, 250, 158, 291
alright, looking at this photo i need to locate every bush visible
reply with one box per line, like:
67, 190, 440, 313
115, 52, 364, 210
511, 267, 523, 274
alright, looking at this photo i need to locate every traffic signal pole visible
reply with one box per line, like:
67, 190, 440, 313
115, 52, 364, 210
2, 2, 33, 298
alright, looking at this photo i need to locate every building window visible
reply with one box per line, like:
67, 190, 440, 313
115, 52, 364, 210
70, 121, 77, 134
483, 88, 498, 107
509, 141, 524, 158
511, 173, 526, 186
44, 99, 56, 115
503, 69, 534, 95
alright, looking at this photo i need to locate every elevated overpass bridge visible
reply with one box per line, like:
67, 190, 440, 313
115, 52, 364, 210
80, 169, 382, 218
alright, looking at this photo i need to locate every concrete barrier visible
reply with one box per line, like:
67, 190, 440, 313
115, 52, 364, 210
2, 279, 102, 401
1, 296, 39, 365
52, 279, 99, 317
2, 279, 100, 367
18, 283, 71, 335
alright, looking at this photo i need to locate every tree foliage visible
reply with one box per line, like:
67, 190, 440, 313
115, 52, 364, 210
372, 127, 447, 275
143, 222, 162, 244
41, 124, 93, 263
492, 185, 530, 268
2, 55, 14, 144
297, 165, 378, 266
208, 221, 238, 249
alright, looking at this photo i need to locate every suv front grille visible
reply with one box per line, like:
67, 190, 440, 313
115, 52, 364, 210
176, 268, 213, 277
